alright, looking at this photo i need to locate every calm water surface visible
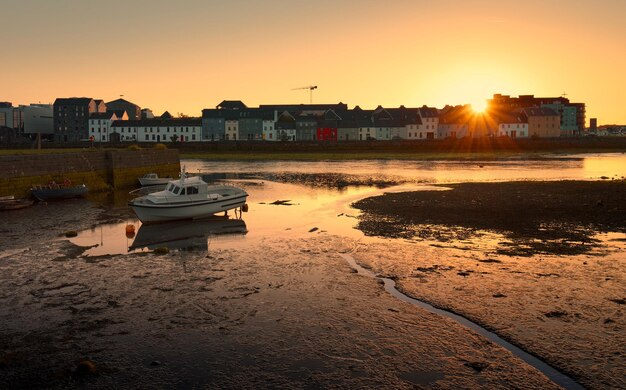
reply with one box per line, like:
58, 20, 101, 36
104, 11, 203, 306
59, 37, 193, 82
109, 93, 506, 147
72, 153, 626, 256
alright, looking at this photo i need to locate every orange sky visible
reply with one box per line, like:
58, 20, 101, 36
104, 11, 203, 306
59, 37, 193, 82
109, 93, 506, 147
2, 0, 625, 124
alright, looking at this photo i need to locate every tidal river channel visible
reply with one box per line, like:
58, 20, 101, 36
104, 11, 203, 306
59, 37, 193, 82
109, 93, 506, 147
0, 153, 624, 389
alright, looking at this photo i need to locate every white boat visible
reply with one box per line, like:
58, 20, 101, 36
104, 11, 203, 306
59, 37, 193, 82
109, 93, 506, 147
138, 173, 173, 186
129, 175, 248, 223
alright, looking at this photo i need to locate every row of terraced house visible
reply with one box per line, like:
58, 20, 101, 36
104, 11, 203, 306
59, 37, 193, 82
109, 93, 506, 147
1, 94, 588, 143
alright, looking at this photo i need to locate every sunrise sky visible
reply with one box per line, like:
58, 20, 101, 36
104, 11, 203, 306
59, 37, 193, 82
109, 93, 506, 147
2, 0, 625, 124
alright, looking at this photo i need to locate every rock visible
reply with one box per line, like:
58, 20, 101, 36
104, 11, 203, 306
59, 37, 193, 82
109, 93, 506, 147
64, 230, 78, 238
492, 293, 507, 298
608, 298, 625, 305
544, 310, 568, 318
154, 247, 169, 255
309, 227, 319, 233
150, 360, 161, 366
464, 361, 489, 372
74, 360, 97, 376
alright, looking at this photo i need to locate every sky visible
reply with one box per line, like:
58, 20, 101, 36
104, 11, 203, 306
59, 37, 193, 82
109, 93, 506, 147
1, 0, 625, 124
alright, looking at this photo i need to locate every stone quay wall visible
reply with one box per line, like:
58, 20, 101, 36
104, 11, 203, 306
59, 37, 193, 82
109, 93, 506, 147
0, 149, 180, 197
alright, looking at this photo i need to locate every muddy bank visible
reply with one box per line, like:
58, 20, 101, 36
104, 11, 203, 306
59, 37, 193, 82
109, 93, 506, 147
351, 180, 626, 388
0, 232, 559, 388
353, 180, 626, 255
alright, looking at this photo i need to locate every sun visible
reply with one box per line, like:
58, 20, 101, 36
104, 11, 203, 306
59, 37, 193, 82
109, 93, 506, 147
471, 100, 488, 113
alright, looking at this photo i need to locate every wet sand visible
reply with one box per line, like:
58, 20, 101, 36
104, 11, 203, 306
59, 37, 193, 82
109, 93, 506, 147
353, 180, 626, 388
0, 204, 558, 388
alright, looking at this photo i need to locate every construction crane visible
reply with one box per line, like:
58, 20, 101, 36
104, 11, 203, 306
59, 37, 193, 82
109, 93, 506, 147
292, 85, 318, 104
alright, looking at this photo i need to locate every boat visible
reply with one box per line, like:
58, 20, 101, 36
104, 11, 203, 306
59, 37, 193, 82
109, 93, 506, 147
0, 198, 34, 211
138, 173, 173, 186
31, 183, 89, 201
129, 217, 247, 251
128, 175, 248, 223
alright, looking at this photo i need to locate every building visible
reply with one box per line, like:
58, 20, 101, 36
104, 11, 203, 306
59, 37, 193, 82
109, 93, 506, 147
0, 102, 22, 131
141, 108, 155, 119
522, 107, 560, 138
106, 98, 141, 120
53, 97, 105, 142
22, 104, 53, 138
89, 110, 128, 142
438, 105, 471, 138
416, 106, 439, 140
269, 111, 296, 141
497, 113, 528, 138
111, 117, 202, 143
488, 94, 585, 135
589, 118, 597, 132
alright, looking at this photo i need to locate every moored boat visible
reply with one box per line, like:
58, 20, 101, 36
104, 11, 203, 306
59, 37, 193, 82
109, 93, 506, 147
0, 198, 34, 211
129, 175, 248, 223
138, 173, 173, 186
31, 183, 89, 201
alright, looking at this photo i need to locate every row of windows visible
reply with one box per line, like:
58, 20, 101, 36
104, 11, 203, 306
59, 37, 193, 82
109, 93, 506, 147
143, 134, 196, 141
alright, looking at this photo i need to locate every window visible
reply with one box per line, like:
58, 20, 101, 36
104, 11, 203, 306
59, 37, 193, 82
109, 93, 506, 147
192, 134, 196, 141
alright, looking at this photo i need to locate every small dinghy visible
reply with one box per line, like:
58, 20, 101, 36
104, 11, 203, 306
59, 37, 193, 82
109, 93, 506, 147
138, 173, 173, 186
31, 180, 89, 201
0, 197, 34, 211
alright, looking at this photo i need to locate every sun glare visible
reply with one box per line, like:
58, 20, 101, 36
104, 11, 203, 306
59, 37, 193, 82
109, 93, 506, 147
471, 100, 487, 113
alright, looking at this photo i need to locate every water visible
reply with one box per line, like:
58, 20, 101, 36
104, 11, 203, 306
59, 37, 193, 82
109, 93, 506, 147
74, 153, 626, 256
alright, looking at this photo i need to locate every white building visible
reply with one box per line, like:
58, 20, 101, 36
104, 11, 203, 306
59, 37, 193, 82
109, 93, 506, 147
111, 118, 202, 143
225, 119, 239, 140
437, 123, 469, 139
498, 114, 528, 138
89, 111, 128, 142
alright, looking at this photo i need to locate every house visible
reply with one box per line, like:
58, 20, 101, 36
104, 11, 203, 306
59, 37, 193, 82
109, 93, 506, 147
522, 107, 560, 138
106, 98, 141, 120
53, 97, 104, 142
239, 109, 273, 141
497, 113, 528, 138
111, 117, 202, 143
316, 110, 342, 142
415, 106, 439, 140
437, 105, 471, 138
89, 110, 128, 142
269, 111, 296, 141
295, 112, 319, 141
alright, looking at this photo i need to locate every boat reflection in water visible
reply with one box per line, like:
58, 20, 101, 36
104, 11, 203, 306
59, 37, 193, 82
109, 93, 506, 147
129, 216, 247, 252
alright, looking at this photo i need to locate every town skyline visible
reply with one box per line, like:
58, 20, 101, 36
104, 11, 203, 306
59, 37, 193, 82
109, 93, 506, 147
2, 0, 625, 123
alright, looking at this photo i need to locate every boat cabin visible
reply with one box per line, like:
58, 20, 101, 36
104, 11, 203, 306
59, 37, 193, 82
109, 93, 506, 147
165, 182, 201, 196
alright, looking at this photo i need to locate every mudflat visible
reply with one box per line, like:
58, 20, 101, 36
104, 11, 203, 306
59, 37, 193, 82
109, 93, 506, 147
352, 180, 626, 388
0, 208, 558, 388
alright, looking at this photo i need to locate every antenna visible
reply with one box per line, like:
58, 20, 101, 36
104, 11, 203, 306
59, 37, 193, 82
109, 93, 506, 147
291, 85, 318, 104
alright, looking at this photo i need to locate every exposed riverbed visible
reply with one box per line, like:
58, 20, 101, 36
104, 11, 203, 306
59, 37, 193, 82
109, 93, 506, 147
1, 153, 624, 388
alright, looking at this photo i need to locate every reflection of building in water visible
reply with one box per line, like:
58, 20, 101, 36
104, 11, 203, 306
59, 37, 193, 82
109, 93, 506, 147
129, 217, 247, 252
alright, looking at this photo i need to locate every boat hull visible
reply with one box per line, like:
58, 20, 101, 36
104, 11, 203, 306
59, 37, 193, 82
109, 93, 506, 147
31, 185, 89, 201
129, 195, 247, 223
138, 177, 173, 186
0, 199, 34, 211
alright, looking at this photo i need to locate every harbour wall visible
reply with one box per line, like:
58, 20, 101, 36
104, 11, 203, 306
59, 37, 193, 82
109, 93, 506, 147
0, 149, 180, 197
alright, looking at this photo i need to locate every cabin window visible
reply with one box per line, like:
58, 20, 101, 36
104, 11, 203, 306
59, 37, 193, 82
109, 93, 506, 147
187, 186, 199, 195
180, 188, 186, 195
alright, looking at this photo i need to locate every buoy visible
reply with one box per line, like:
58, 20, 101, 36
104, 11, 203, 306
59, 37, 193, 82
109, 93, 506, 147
242, 203, 249, 212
